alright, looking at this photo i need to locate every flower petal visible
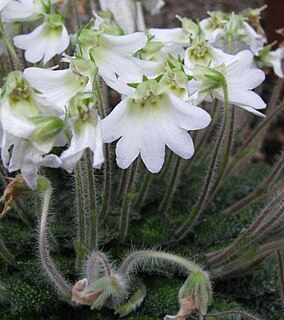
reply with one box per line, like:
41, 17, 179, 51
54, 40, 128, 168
168, 93, 211, 130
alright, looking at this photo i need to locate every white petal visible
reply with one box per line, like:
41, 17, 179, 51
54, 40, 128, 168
168, 93, 211, 130
60, 118, 103, 172
102, 99, 130, 142
92, 118, 104, 169
226, 50, 254, 74
2, 0, 42, 21
164, 124, 195, 159
149, 28, 188, 46
43, 25, 69, 64
140, 125, 165, 173
269, 49, 284, 78
0, 100, 36, 138
24, 67, 82, 112
228, 68, 265, 89
116, 134, 140, 169
100, 32, 147, 55
227, 88, 266, 111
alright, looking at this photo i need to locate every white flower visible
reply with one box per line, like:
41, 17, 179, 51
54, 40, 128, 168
0, 0, 11, 12
0, 71, 63, 188
24, 57, 97, 113
256, 46, 284, 78
102, 79, 211, 173
148, 28, 189, 48
60, 92, 104, 173
7, 138, 61, 189
189, 50, 266, 116
200, 12, 266, 55
184, 39, 233, 70
2, 0, 59, 21
242, 21, 266, 55
78, 25, 148, 84
13, 13, 69, 64
149, 17, 202, 49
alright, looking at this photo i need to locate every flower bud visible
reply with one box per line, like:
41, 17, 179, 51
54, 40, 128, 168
179, 271, 212, 316
30, 116, 64, 143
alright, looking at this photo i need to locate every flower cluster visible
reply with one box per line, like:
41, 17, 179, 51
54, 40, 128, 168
0, 4, 283, 189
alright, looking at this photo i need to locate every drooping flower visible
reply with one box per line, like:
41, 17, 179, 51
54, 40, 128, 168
102, 79, 211, 173
200, 11, 266, 54
0, 71, 63, 188
77, 21, 149, 84
149, 17, 201, 49
184, 38, 233, 70
24, 57, 97, 113
60, 92, 104, 173
189, 50, 266, 116
1, 0, 57, 21
13, 13, 69, 64
256, 44, 284, 78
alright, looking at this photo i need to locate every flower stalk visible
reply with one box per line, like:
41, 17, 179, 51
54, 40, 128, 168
38, 177, 72, 298
175, 82, 230, 240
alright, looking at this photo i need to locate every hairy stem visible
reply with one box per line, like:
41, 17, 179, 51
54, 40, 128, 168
95, 79, 112, 218
85, 149, 98, 250
38, 178, 71, 298
159, 156, 182, 214
224, 100, 284, 179
118, 160, 139, 242
74, 163, 88, 269
277, 251, 284, 307
205, 106, 235, 204
175, 86, 229, 240
205, 310, 261, 320
133, 171, 153, 210
208, 189, 284, 267
223, 150, 284, 216
120, 250, 202, 276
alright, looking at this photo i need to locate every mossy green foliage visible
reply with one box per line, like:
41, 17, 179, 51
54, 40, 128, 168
0, 162, 282, 319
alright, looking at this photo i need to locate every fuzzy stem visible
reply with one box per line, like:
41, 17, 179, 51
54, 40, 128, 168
94, 79, 112, 218
38, 178, 71, 298
85, 149, 98, 250
277, 251, 284, 307
224, 100, 284, 179
101, 144, 112, 218
120, 250, 202, 276
158, 151, 174, 181
159, 156, 182, 214
118, 160, 139, 242
175, 85, 229, 240
117, 169, 128, 197
205, 106, 235, 204
223, 150, 284, 216
213, 240, 284, 279
205, 310, 261, 320
74, 163, 88, 269
0, 16, 21, 69
185, 100, 219, 172
208, 189, 284, 267
133, 171, 153, 210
